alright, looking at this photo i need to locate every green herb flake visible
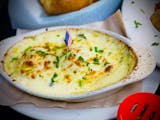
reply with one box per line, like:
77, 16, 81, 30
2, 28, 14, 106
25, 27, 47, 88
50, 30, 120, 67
134, 20, 142, 28
53, 56, 60, 68
56, 34, 60, 37
104, 61, 110, 66
94, 47, 98, 52
140, 9, 145, 14
98, 50, 104, 53
151, 42, 159, 46
78, 56, 85, 62
108, 52, 112, 55
82, 76, 87, 80
11, 57, 18, 62
56, 46, 65, 49
44, 46, 50, 49
24, 46, 32, 53
78, 80, 83, 87
154, 35, 159, 38
36, 50, 49, 56
39, 74, 42, 78
89, 48, 93, 51
93, 57, 100, 65
86, 62, 90, 66
68, 53, 76, 60
60, 52, 68, 60
73, 70, 77, 74
49, 73, 58, 86
78, 76, 87, 87
94, 46, 104, 53
52, 45, 65, 51
77, 34, 87, 39
24, 36, 36, 40
88, 67, 92, 71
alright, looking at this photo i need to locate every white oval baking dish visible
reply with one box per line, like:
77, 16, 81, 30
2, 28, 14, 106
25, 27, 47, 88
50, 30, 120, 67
0, 26, 156, 102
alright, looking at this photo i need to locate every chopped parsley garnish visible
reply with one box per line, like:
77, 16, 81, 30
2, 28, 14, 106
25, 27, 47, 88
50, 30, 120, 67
140, 9, 145, 14
108, 52, 112, 55
44, 46, 50, 49
24, 36, 36, 40
60, 51, 67, 58
86, 62, 90, 66
94, 47, 98, 52
82, 76, 87, 80
56, 34, 60, 37
36, 50, 49, 56
53, 56, 60, 68
39, 74, 43, 78
78, 80, 83, 87
94, 46, 104, 53
104, 61, 110, 66
78, 56, 85, 62
151, 42, 159, 46
134, 20, 142, 28
78, 76, 87, 87
89, 48, 93, 51
11, 57, 18, 62
68, 53, 76, 60
93, 57, 100, 65
98, 50, 104, 53
154, 35, 159, 38
73, 70, 77, 74
52, 45, 65, 51
77, 34, 87, 39
60, 52, 68, 61
24, 46, 32, 53
49, 73, 58, 86
88, 67, 93, 72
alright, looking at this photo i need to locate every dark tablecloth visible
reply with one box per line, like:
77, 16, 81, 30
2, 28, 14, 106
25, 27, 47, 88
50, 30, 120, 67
0, 0, 33, 119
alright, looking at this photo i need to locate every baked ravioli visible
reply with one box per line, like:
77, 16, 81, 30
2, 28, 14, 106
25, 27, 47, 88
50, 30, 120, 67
2, 28, 137, 97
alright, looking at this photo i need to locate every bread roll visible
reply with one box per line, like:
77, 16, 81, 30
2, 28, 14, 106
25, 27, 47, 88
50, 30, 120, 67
40, 0, 97, 15
150, 10, 160, 32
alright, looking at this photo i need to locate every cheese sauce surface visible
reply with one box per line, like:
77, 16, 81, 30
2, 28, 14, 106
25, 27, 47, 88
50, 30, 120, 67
3, 28, 137, 96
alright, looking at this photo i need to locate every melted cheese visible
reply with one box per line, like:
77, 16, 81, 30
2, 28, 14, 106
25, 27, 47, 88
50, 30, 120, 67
3, 28, 137, 97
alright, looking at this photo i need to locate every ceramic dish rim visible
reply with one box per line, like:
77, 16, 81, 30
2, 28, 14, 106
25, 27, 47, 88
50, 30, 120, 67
0, 26, 156, 101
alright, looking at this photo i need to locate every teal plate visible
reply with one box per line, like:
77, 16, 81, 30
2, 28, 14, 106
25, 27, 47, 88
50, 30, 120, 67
9, 0, 122, 29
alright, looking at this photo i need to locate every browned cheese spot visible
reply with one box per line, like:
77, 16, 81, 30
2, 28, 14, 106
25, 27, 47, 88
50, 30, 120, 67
64, 74, 71, 83
31, 74, 35, 79
4, 53, 8, 57
104, 65, 113, 72
24, 61, 34, 66
44, 61, 51, 70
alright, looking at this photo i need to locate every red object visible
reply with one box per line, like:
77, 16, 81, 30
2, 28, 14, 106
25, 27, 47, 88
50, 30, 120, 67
117, 92, 160, 120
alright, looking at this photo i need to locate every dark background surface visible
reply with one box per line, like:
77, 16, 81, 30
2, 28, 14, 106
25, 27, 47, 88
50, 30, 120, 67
0, 0, 34, 119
